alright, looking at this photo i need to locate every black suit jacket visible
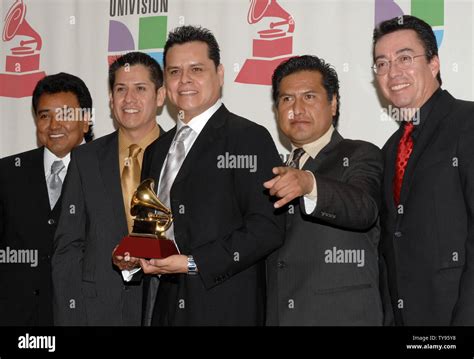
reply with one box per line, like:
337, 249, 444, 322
142, 105, 285, 326
266, 130, 384, 326
52, 131, 145, 325
0, 147, 60, 325
380, 90, 474, 325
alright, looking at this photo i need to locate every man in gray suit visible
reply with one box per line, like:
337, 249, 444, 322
265, 55, 384, 326
52, 52, 165, 325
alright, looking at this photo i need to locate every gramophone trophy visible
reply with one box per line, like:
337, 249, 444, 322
0, 0, 46, 98
114, 178, 179, 259
235, 0, 295, 85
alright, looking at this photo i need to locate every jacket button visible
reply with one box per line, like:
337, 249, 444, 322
277, 261, 286, 269
47, 218, 55, 225
33, 289, 40, 296
394, 231, 402, 238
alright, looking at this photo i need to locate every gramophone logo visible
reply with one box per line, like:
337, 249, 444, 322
375, 0, 444, 47
235, 0, 295, 86
0, 0, 45, 98
108, 0, 168, 66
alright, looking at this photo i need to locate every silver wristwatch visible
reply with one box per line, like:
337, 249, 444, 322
187, 255, 198, 275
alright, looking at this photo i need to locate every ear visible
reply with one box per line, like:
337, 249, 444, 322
429, 55, 440, 80
108, 91, 114, 110
156, 85, 166, 107
330, 95, 338, 117
82, 113, 90, 134
217, 64, 224, 87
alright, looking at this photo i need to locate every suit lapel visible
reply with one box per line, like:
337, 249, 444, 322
302, 130, 344, 173
97, 132, 128, 235
399, 90, 455, 205
172, 105, 227, 186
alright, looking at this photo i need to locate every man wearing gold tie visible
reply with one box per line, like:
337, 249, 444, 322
264, 55, 384, 325
52, 52, 166, 325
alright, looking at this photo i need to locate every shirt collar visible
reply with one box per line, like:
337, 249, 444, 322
43, 141, 83, 176
119, 123, 161, 155
291, 125, 335, 159
176, 100, 222, 136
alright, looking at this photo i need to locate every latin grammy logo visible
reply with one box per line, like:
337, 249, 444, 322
235, 0, 295, 86
0, 0, 46, 98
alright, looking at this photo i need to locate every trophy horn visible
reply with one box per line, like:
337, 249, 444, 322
130, 178, 173, 236
131, 178, 171, 216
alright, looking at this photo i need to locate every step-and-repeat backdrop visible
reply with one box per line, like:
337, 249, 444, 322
1, 0, 473, 158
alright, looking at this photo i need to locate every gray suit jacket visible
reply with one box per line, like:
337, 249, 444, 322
266, 130, 384, 326
52, 131, 143, 325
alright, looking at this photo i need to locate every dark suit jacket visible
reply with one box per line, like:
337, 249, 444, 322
142, 105, 285, 326
380, 90, 474, 325
266, 130, 384, 326
52, 131, 145, 325
0, 147, 60, 325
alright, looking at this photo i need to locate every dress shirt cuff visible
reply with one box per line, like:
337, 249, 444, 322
302, 171, 318, 214
122, 267, 141, 282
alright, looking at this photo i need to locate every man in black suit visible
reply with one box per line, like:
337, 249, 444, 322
265, 55, 384, 326
374, 15, 474, 325
52, 52, 166, 325
0, 72, 93, 325
114, 26, 285, 326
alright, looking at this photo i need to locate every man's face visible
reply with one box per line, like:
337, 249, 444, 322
35, 91, 89, 158
374, 29, 440, 109
277, 70, 337, 147
110, 64, 165, 135
165, 41, 224, 122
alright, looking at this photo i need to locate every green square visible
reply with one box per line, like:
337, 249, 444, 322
139, 16, 167, 50
411, 0, 444, 26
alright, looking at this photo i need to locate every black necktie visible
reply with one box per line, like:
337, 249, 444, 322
287, 148, 305, 169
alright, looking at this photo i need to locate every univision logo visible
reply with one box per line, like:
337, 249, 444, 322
375, 0, 444, 47
108, 0, 169, 66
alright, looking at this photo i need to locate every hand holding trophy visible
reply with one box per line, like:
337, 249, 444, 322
114, 178, 179, 260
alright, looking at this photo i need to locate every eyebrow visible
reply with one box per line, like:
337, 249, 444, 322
374, 47, 415, 61
279, 90, 316, 98
37, 109, 51, 115
166, 63, 205, 70
113, 82, 150, 87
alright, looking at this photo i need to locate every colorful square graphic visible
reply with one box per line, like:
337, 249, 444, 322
138, 16, 167, 50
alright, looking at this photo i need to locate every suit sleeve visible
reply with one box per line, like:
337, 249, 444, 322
51, 151, 87, 325
451, 113, 474, 325
193, 125, 286, 289
302, 142, 383, 231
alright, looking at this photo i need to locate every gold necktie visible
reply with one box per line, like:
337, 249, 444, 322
121, 144, 142, 232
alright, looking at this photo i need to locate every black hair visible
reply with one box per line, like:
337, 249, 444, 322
32, 72, 94, 142
164, 25, 220, 69
108, 51, 163, 90
272, 55, 340, 125
373, 15, 442, 86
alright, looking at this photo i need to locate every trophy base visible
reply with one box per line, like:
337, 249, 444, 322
115, 235, 179, 259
